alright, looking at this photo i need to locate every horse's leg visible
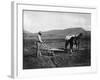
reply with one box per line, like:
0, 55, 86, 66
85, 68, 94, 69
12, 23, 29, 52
70, 42, 73, 53
70, 48, 72, 53
76, 43, 78, 49
76, 40, 79, 50
74, 40, 77, 49
78, 41, 80, 50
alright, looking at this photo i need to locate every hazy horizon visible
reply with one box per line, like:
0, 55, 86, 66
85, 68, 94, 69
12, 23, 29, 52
23, 10, 91, 33
24, 27, 90, 34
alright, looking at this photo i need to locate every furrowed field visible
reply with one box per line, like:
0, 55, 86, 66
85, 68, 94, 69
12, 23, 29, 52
23, 36, 91, 69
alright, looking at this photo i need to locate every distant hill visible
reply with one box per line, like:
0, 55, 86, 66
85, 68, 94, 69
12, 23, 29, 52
23, 28, 91, 40
23, 30, 35, 39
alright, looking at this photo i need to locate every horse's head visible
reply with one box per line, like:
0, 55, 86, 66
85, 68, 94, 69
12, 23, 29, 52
79, 33, 83, 37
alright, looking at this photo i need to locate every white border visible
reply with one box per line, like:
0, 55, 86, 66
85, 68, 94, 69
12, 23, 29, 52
11, 2, 97, 78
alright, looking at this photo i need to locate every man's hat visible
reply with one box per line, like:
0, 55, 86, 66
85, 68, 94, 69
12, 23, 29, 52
38, 31, 42, 35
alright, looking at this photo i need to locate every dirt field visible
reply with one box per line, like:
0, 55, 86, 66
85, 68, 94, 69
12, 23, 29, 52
23, 36, 91, 69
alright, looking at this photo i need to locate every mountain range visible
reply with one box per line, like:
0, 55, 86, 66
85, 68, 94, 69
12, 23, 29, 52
23, 28, 91, 40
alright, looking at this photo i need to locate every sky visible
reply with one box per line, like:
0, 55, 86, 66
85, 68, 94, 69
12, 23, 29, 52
23, 10, 91, 33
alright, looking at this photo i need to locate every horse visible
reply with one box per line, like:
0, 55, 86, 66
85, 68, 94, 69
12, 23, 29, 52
65, 33, 82, 53
73, 33, 83, 50
65, 35, 75, 52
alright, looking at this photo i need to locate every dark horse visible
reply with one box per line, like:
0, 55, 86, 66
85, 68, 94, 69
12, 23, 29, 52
65, 35, 75, 52
65, 33, 82, 52
73, 33, 83, 50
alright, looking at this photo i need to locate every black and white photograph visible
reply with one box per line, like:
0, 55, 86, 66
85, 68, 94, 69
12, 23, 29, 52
23, 10, 91, 69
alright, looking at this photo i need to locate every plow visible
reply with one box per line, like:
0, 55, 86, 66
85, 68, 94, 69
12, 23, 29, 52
36, 42, 64, 56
